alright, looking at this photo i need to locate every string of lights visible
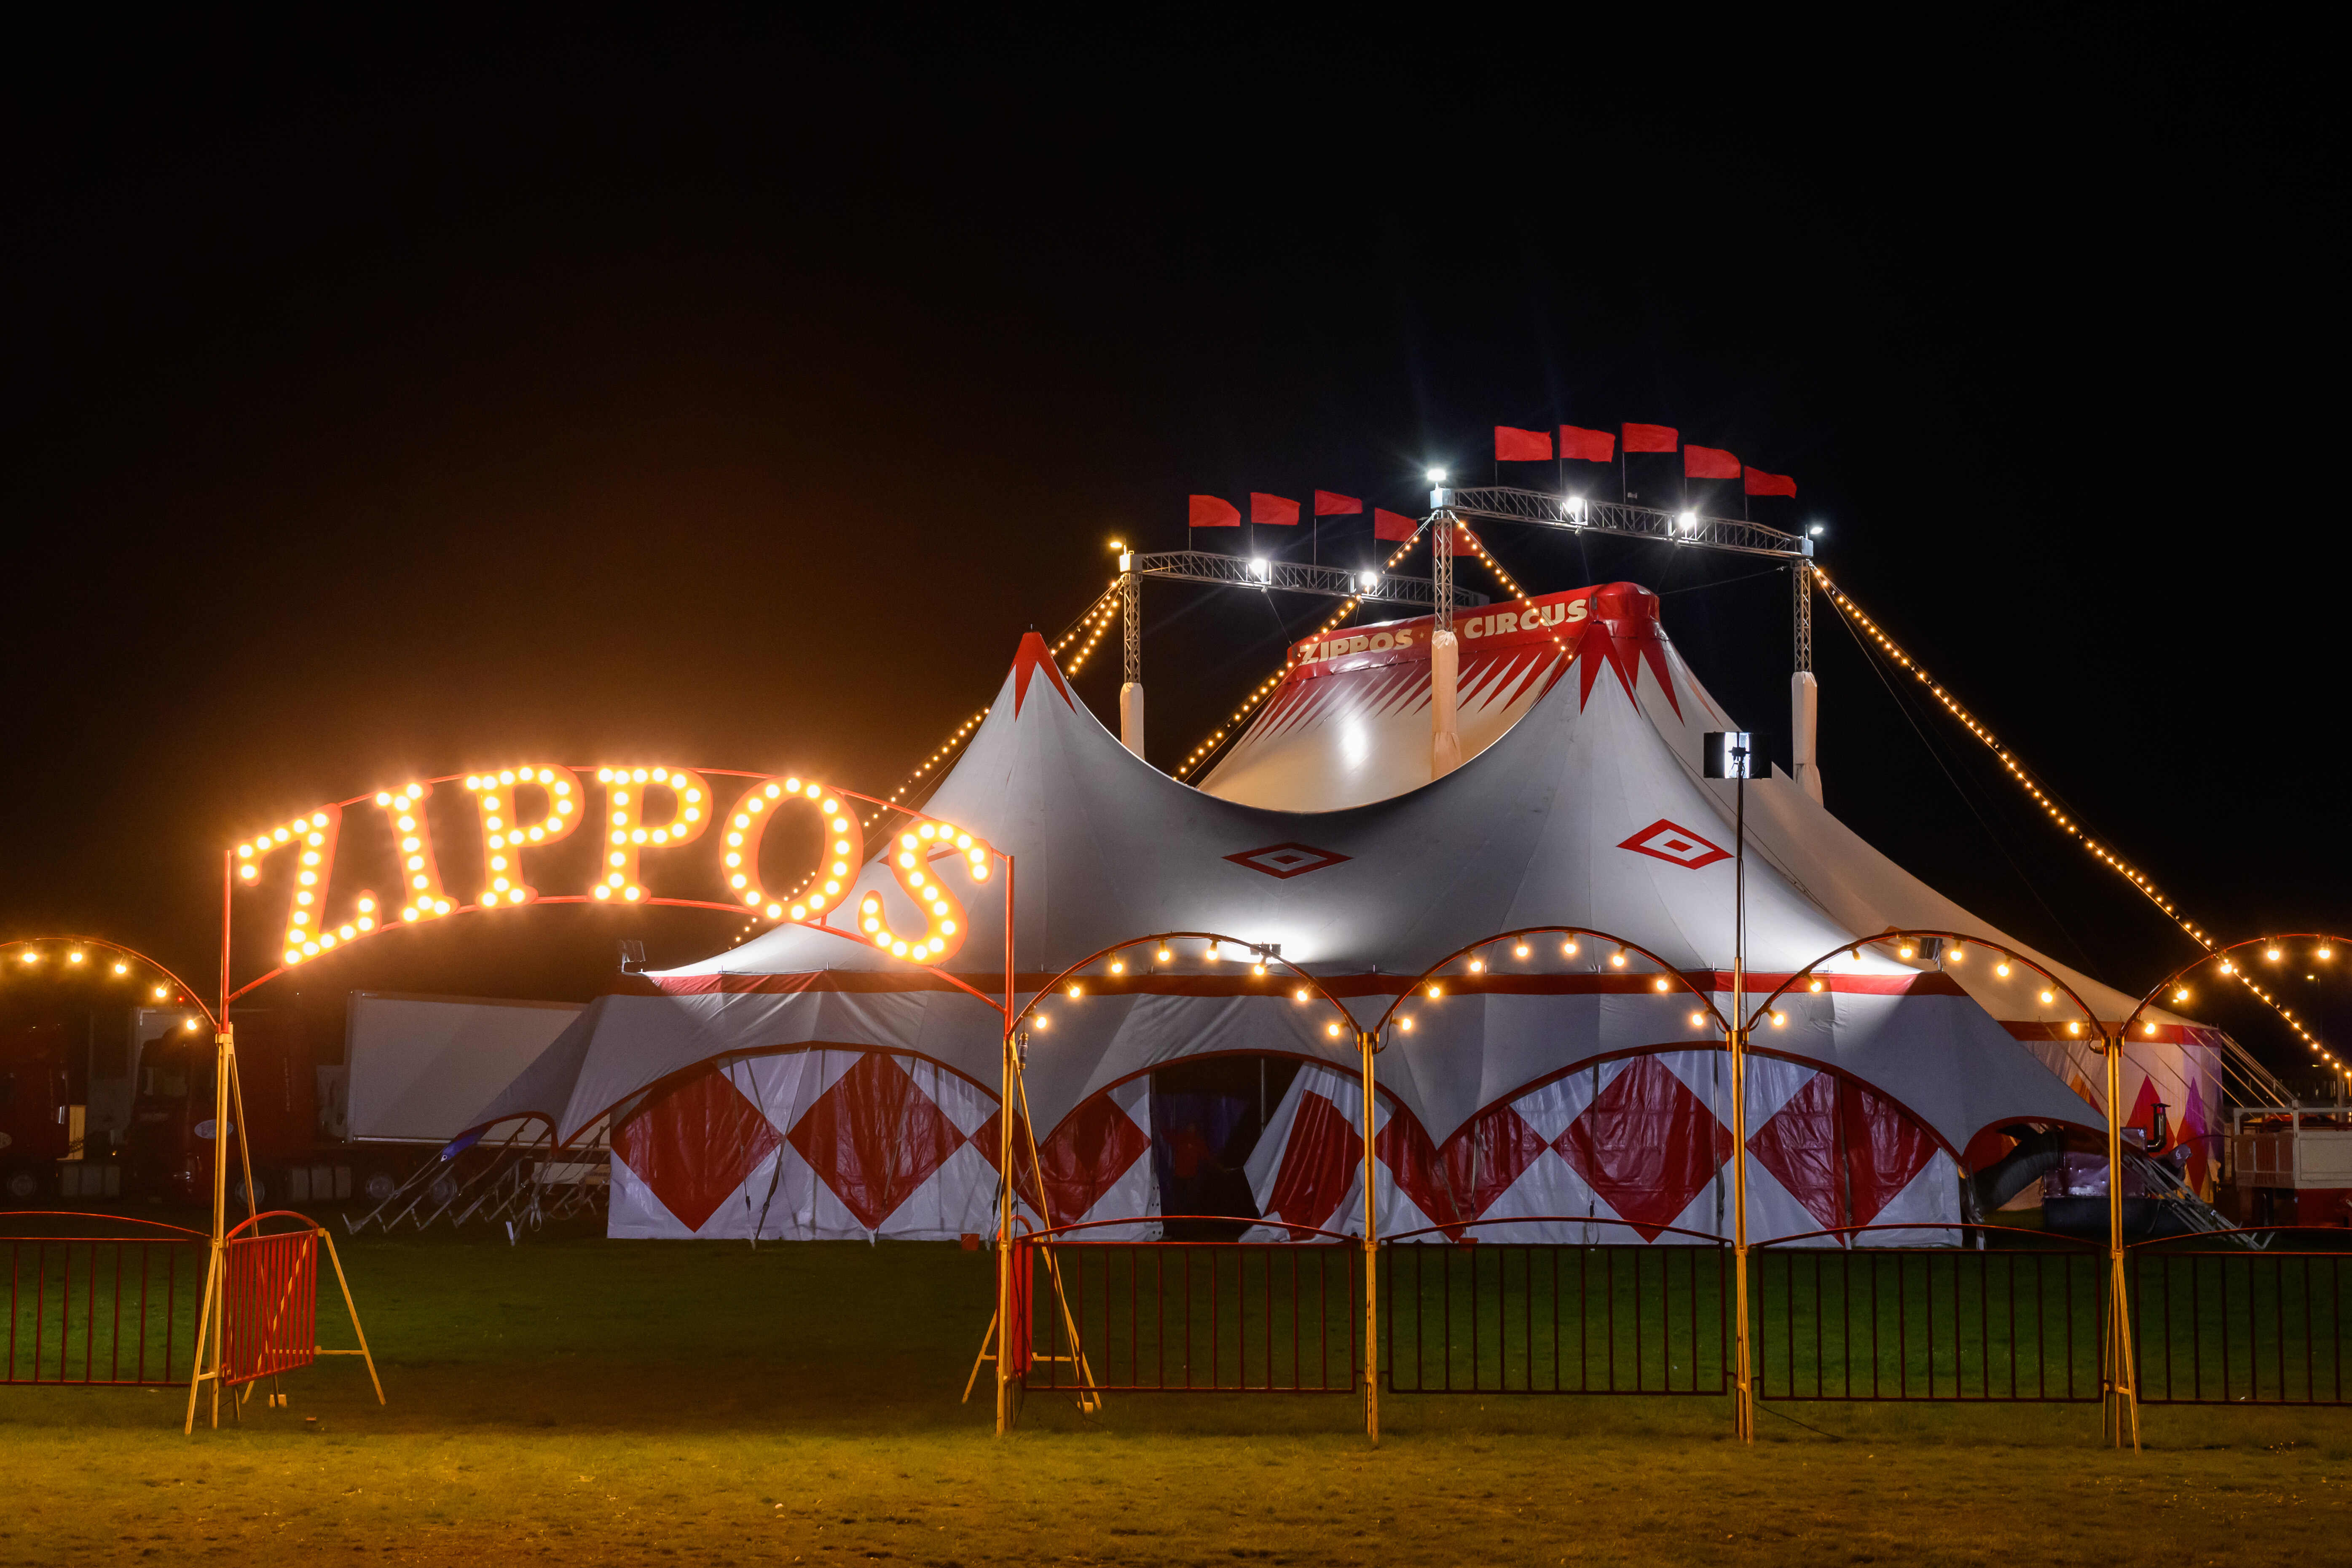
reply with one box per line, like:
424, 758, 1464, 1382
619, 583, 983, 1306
2207, 948, 2339, 1074
1816, 571, 2207, 945
1817, 570, 2330, 1056
1455, 519, 1575, 666
1174, 520, 1437, 780
3, 939, 207, 1028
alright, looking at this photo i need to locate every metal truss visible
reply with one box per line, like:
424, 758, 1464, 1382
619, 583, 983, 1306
1129, 550, 1488, 608
1435, 487, 1812, 561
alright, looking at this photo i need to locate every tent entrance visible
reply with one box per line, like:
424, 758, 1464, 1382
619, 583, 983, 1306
1149, 1055, 1302, 1240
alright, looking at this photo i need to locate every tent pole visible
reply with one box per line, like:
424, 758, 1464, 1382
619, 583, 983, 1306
2104, 1033, 2140, 1450
1730, 754, 1755, 1443
995, 853, 1016, 1436
1119, 558, 1144, 758
1429, 515, 1460, 779
1361, 1027, 1379, 1447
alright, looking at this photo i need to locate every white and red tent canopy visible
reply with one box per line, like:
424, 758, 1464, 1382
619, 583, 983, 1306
460, 582, 2204, 1178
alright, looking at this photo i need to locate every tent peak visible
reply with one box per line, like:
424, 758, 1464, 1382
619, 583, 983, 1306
1009, 631, 1075, 717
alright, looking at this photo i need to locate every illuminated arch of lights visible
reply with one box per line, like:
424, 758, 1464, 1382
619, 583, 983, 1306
1, 935, 217, 1031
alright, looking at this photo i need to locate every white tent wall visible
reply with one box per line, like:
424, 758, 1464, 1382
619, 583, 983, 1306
1241, 1051, 1958, 1249
606, 1046, 1157, 1242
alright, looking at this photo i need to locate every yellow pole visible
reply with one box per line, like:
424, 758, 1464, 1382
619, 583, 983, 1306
1361, 1028, 1379, 1447
2104, 1032, 2140, 1450
1728, 1022, 1754, 1442
995, 1025, 1014, 1436
190, 1024, 233, 1429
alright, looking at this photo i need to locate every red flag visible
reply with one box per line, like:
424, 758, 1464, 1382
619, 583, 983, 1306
1559, 425, 1615, 462
1372, 508, 1418, 541
1743, 467, 1797, 497
1621, 423, 1679, 453
1250, 493, 1301, 526
1313, 490, 1362, 516
1683, 445, 1740, 480
1494, 425, 1553, 461
1188, 495, 1240, 528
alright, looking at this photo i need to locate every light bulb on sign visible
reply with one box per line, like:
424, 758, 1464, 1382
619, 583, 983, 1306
465, 765, 581, 908
598, 766, 710, 899
239, 800, 382, 958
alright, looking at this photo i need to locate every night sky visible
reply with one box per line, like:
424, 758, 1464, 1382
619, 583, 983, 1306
2, 17, 2342, 1078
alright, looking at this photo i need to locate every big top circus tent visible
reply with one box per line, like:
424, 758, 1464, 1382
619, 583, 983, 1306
454, 578, 2226, 1249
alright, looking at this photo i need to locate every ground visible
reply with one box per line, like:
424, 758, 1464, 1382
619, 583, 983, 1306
2, 1217, 2346, 1565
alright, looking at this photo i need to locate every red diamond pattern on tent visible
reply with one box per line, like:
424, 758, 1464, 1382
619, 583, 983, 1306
1376, 1107, 1462, 1232
1258, 1087, 1357, 1236
1438, 1102, 1553, 1224
1617, 818, 1731, 871
1223, 842, 1352, 879
975, 1093, 1150, 1225
786, 1052, 965, 1231
611, 1064, 781, 1233
1840, 1078, 1939, 1229
1555, 1056, 1732, 1241
1747, 1071, 1843, 1233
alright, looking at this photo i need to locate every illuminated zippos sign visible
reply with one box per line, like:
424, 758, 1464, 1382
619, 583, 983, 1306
233, 766, 992, 973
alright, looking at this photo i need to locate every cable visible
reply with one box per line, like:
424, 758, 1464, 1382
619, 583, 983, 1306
1829, 600, 2100, 974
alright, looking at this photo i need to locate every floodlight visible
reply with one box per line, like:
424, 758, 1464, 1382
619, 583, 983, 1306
1808, 523, 1826, 537
1248, 558, 1271, 583
1426, 468, 1447, 484
1358, 571, 1378, 592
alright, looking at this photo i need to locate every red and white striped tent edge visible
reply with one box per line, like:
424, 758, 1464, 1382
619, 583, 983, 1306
454, 582, 2218, 1242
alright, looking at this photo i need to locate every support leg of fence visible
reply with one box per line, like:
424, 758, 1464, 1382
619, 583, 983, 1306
318, 1229, 384, 1405
962, 1311, 998, 1404
2103, 1034, 2140, 1451
1012, 1052, 1102, 1413
181, 1248, 219, 1436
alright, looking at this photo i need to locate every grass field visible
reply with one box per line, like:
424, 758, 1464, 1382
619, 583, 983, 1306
3, 1212, 2349, 1565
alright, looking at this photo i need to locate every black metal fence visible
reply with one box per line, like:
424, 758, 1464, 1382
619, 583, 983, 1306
1008, 1221, 2352, 1413
1016, 1234, 1360, 1394
2129, 1231, 2352, 1404
1752, 1231, 2105, 1402
1382, 1227, 1730, 1395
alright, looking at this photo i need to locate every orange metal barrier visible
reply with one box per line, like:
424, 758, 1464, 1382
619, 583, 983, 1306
220, 1220, 319, 1388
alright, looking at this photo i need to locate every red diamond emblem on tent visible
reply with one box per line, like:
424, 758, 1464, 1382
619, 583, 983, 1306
978, 1091, 1152, 1222
979, 1093, 1151, 1225
787, 1053, 965, 1231
1555, 1056, 1732, 1241
611, 1064, 781, 1233
1618, 818, 1730, 870
1226, 842, 1352, 879
1437, 1103, 1553, 1222
1748, 1072, 1843, 1233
